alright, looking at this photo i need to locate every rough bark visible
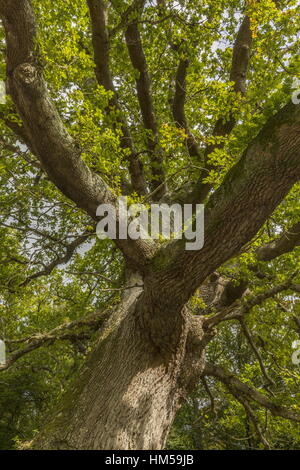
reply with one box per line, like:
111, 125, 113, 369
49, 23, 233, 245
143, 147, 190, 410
32, 278, 205, 450
150, 101, 300, 312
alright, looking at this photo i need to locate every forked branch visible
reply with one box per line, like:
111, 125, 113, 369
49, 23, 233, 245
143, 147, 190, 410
0, 0, 154, 267
87, 0, 147, 195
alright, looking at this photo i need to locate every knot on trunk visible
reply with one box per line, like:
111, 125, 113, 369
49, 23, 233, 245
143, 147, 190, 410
14, 63, 39, 86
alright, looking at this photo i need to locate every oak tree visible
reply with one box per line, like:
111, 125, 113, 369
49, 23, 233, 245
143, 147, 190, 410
0, 0, 300, 450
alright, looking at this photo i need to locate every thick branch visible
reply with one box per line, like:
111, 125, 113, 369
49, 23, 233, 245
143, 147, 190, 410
87, 0, 147, 195
0, 309, 111, 371
256, 221, 300, 261
150, 101, 300, 311
203, 363, 300, 423
230, 16, 253, 96
0, 0, 154, 267
203, 277, 300, 328
241, 280, 300, 316
172, 56, 200, 159
198, 220, 300, 313
194, 16, 253, 203
125, 9, 166, 196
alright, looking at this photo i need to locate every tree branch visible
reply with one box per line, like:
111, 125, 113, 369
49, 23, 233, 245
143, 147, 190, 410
240, 318, 275, 386
193, 16, 253, 203
256, 221, 300, 261
19, 230, 94, 287
87, 0, 147, 195
150, 100, 300, 311
203, 276, 299, 329
0, 308, 111, 372
125, 5, 166, 197
229, 389, 271, 449
172, 55, 201, 159
0, 0, 154, 268
203, 363, 300, 423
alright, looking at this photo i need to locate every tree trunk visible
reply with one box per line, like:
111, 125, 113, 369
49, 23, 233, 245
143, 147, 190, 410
33, 278, 206, 450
